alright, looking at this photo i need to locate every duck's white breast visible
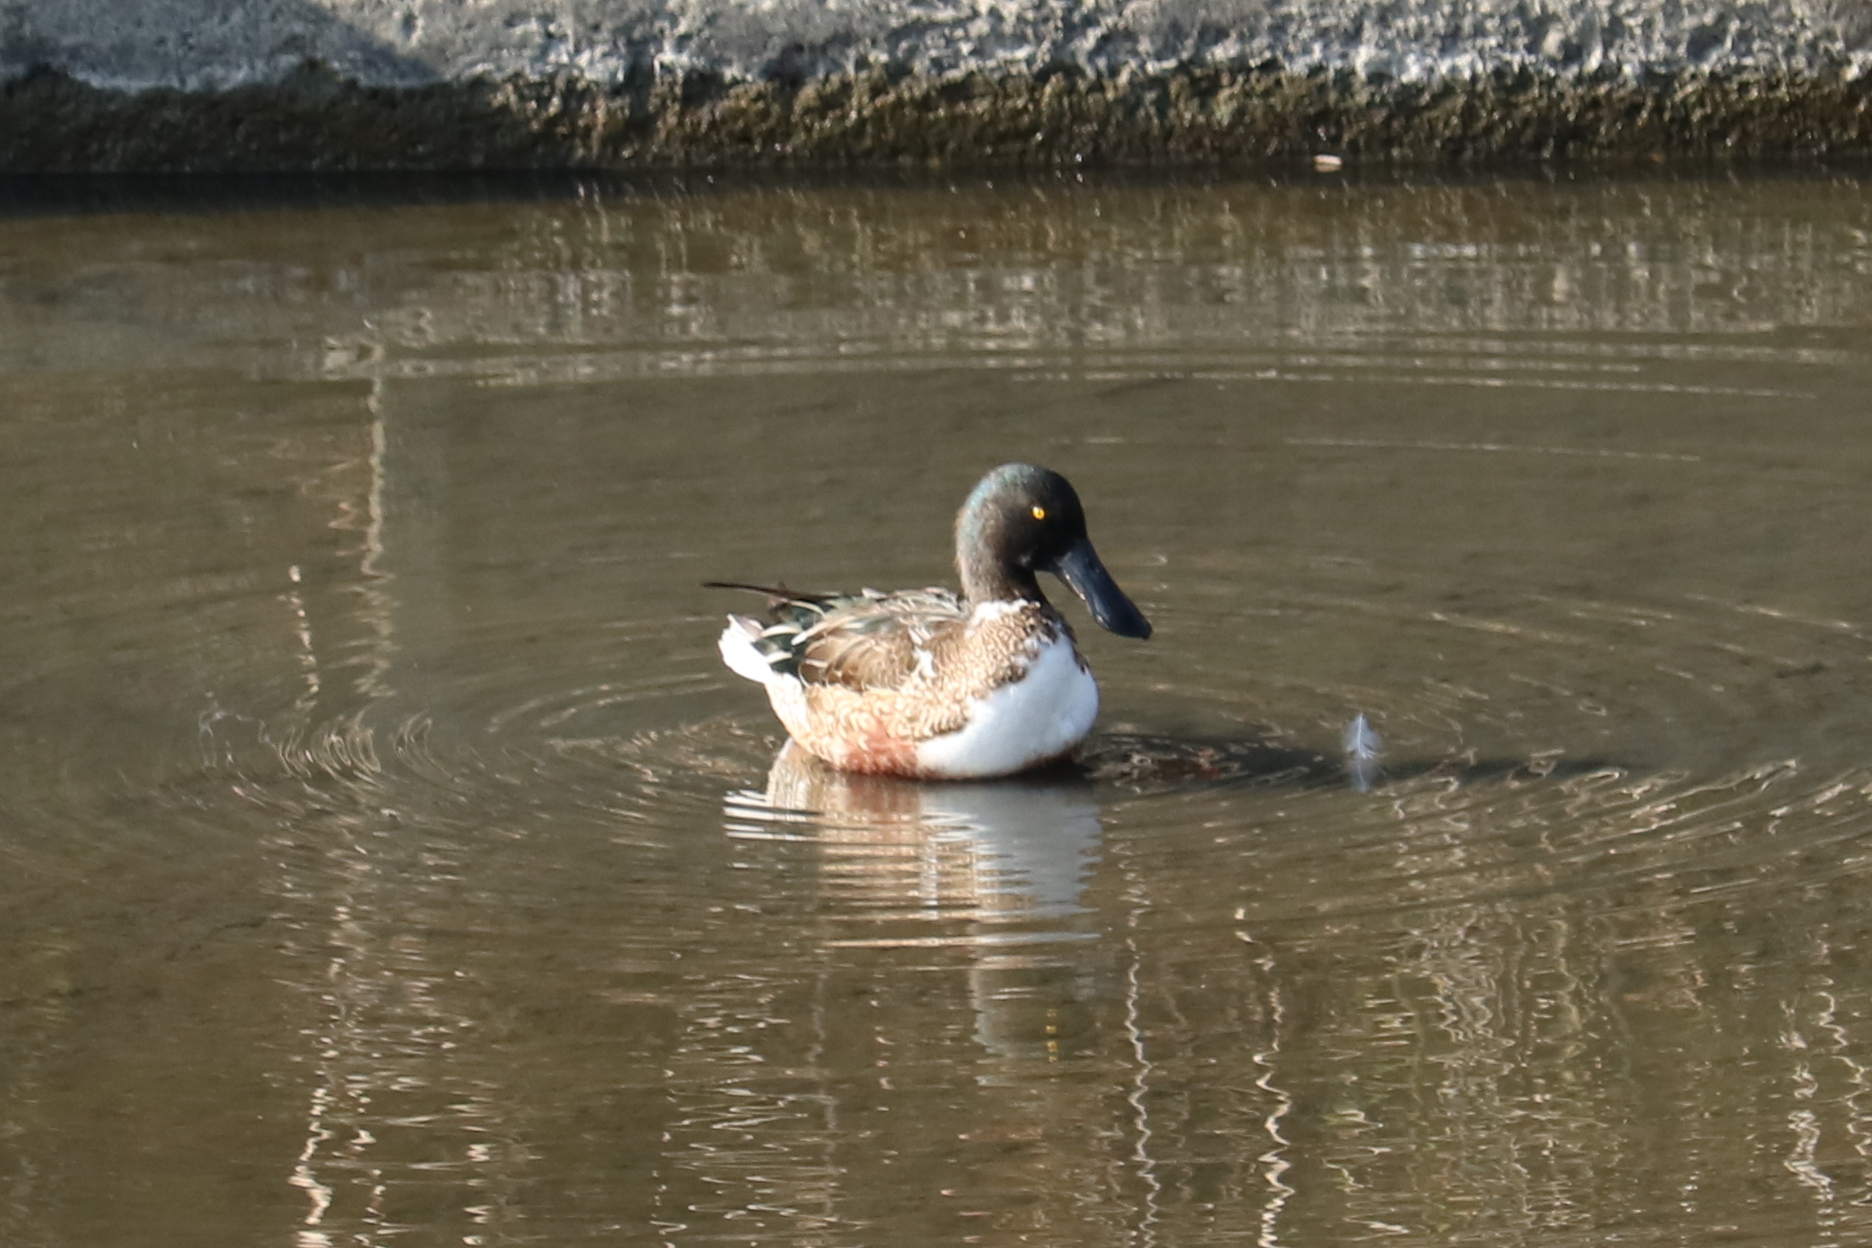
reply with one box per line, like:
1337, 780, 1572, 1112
913, 633, 1099, 779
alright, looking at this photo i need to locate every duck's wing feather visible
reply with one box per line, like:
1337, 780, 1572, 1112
742, 587, 971, 692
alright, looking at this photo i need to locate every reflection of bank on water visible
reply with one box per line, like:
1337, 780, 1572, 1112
3, 173, 1872, 1244
277, 175, 1872, 401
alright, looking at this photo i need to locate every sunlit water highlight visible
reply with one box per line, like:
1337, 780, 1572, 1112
2, 171, 1872, 1246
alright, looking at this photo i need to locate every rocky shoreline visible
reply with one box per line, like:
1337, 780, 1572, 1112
4, 2, 1869, 170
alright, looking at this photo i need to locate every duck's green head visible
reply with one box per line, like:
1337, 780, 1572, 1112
955, 463, 1152, 640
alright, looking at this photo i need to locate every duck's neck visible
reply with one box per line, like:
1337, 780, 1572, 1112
956, 513, 1047, 606
960, 552, 1044, 605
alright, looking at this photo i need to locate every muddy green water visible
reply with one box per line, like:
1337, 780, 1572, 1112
4, 171, 1872, 1246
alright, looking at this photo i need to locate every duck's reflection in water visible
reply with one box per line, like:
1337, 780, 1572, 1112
726, 742, 1105, 1066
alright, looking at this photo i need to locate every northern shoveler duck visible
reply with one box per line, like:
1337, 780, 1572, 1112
711, 463, 1152, 780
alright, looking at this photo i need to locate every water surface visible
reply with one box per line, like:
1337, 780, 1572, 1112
4, 171, 1872, 1246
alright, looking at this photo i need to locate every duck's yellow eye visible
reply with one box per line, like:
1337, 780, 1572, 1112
1031, 505, 1047, 521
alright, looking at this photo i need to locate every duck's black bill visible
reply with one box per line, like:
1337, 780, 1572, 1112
1050, 537, 1153, 640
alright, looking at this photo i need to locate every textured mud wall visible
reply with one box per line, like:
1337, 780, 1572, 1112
3, 1, 1871, 170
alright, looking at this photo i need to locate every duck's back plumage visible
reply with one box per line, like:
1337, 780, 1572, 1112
770, 588, 970, 690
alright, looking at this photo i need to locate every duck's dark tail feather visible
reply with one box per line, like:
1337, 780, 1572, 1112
702, 580, 834, 605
